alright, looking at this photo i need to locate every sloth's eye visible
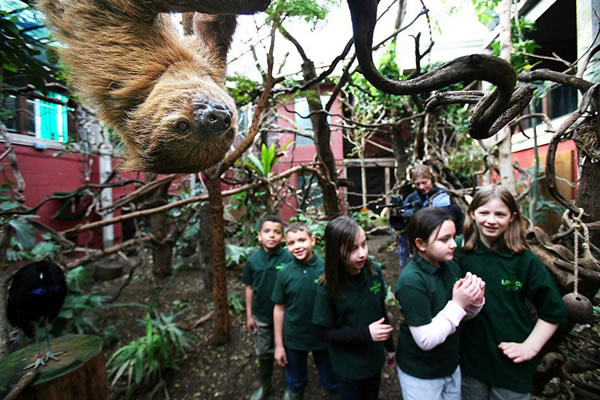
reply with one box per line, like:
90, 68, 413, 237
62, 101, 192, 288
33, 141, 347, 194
175, 120, 191, 133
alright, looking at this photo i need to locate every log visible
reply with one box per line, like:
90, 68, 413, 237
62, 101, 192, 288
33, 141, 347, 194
0, 334, 108, 400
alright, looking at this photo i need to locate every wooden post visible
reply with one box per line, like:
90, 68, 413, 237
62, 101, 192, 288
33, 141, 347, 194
0, 334, 108, 400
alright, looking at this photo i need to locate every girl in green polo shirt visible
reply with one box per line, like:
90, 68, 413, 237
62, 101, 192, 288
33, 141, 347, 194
312, 216, 395, 400
456, 185, 568, 399
395, 207, 485, 400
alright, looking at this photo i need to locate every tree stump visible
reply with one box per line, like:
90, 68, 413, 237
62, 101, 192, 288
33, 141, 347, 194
0, 334, 108, 400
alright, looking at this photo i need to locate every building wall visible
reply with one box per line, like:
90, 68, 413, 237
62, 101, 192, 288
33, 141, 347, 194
0, 141, 104, 248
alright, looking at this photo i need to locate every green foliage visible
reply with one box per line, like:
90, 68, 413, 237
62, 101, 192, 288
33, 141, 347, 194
520, 167, 567, 226
4, 233, 61, 264
226, 191, 266, 245
227, 75, 260, 106
266, 0, 339, 27
50, 266, 108, 336
490, 17, 539, 72
1, 168, 62, 262
521, 195, 565, 226
228, 290, 245, 314
470, 0, 502, 27
229, 140, 292, 245
385, 284, 399, 307
107, 312, 195, 398
0, 8, 52, 93
225, 243, 255, 267
446, 115, 487, 187
352, 209, 388, 232
246, 143, 277, 177
8, 218, 36, 248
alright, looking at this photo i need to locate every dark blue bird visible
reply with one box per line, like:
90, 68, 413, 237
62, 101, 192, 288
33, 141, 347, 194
6, 260, 67, 369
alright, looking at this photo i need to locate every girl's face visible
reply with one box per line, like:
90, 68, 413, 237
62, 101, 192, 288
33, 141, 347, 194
471, 197, 515, 247
414, 177, 433, 195
343, 227, 368, 275
415, 220, 456, 267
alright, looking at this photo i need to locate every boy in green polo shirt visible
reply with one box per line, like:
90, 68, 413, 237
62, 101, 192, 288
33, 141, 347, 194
272, 223, 337, 400
243, 215, 293, 400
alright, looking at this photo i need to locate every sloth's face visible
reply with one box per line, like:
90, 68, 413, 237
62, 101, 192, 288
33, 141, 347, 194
124, 71, 237, 173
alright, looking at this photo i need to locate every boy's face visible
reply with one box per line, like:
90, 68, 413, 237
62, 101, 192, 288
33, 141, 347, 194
258, 221, 284, 252
285, 230, 315, 263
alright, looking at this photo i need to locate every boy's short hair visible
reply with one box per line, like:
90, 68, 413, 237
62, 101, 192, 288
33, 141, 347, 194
285, 222, 311, 236
260, 215, 284, 230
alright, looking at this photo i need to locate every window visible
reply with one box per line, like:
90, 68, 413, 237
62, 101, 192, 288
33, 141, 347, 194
293, 96, 330, 146
296, 172, 323, 211
3, 93, 70, 143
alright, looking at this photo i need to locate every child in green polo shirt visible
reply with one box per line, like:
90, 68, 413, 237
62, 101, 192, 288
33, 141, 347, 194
272, 222, 337, 400
312, 216, 395, 400
455, 185, 568, 399
394, 207, 485, 400
242, 215, 293, 400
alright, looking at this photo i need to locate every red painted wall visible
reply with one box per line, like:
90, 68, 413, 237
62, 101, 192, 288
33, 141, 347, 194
0, 143, 104, 248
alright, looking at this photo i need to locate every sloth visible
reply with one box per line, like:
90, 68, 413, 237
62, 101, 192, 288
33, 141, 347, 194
38, 0, 239, 173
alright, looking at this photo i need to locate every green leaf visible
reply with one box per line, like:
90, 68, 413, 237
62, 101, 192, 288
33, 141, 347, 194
245, 153, 265, 175
31, 241, 58, 259
9, 219, 35, 249
1, 201, 21, 210
145, 314, 153, 338
135, 346, 144, 384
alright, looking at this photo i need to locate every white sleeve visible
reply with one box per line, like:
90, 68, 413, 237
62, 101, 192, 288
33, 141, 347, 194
464, 297, 485, 320
408, 301, 467, 351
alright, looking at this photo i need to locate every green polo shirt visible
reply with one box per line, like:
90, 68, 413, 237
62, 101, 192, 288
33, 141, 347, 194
271, 254, 327, 351
242, 246, 293, 324
455, 238, 568, 393
312, 263, 388, 380
394, 256, 462, 379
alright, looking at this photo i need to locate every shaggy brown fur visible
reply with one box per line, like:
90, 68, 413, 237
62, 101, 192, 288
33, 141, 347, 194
38, 0, 238, 173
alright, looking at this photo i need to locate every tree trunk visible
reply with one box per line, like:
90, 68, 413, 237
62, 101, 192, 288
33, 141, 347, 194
301, 60, 340, 218
147, 174, 172, 278
0, 335, 108, 400
205, 175, 229, 345
390, 121, 413, 183
497, 0, 517, 193
196, 204, 213, 290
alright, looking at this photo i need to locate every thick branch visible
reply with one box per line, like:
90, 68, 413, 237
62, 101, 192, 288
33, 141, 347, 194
346, 0, 516, 140
149, 0, 271, 14
518, 69, 594, 92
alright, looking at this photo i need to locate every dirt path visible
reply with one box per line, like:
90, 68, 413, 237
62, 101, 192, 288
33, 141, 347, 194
98, 232, 404, 400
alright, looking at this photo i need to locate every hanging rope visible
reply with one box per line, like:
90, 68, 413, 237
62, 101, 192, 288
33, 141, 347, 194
572, 209, 582, 294
570, 207, 592, 294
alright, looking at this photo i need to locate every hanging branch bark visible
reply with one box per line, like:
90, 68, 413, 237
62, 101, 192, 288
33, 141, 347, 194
150, 0, 270, 14
345, 0, 520, 140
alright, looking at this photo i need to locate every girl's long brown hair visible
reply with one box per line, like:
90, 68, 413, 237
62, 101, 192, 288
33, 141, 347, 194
463, 184, 528, 253
324, 216, 376, 297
